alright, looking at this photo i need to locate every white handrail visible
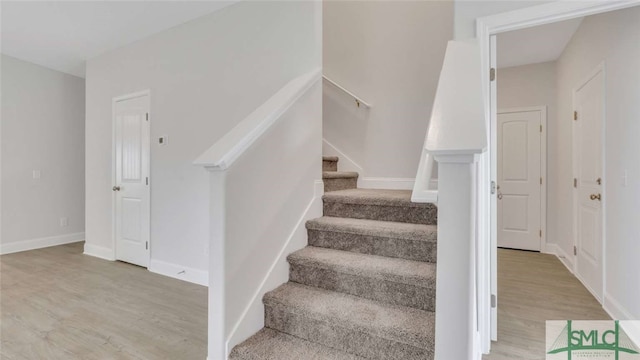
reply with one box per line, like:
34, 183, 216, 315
194, 68, 322, 170
412, 40, 488, 360
322, 75, 372, 109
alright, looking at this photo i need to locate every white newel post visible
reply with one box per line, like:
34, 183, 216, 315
433, 152, 480, 360
206, 169, 227, 360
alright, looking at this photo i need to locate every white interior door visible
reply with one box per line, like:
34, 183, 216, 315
114, 93, 150, 268
573, 66, 604, 301
497, 108, 543, 251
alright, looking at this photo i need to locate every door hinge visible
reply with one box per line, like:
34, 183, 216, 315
490, 68, 496, 82
146, 177, 149, 186
540, 124, 543, 133
146, 113, 149, 121
491, 294, 497, 308
574, 245, 577, 256
573, 111, 578, 121
146, 241, 149, 250
539, 229, 542, 237
491, 181, 497, 194
540, 177, 543, 185
574, 178, 578, 188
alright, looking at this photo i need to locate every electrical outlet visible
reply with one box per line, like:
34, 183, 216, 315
158, 135, 168, 146
60, 217, 68, 227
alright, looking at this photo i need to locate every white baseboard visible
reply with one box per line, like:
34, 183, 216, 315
0, 232, 85, 255
83, 243, 116, 261
322, 138, 363, 174
544, 243, 574, 274
604, 292, 635, 320
225, 190, 323, 356
149, 259, 208, 287
621, 321, 640, 349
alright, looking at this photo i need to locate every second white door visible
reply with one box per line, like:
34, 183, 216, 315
573, 66, 604, 301
114, 93, 151, 268
497, 108, 544, 251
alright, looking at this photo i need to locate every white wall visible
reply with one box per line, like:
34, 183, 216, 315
221, 79, 322, 354
85, 1, 319, 278
497, 61, 558, 247
1, 55, 85, 254
454, 0, 554, 40
553, 7, 640, 319
323, 0, 453, 179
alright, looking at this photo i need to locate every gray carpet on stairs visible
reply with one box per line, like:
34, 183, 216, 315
306, 216, 437, 262
323, 188, 437, 225
229, 328, 365, 360
264, 283, 435, 360
323, 171, 358, 192
229, 156, 437, 360
323, 156, 339, 172
288, 246, 435, 311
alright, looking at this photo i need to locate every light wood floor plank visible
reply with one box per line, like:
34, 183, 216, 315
484, 249, 609, 360
0, 242, 207, 359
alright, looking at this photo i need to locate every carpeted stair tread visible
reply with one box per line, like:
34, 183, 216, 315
263, 282, 435, 352
288, 246, 435, 288
322, 171, 358, 192
307, 216, 437, 242
288, 247, 435, 310
229, 328, 365, 360
323, 188, 431, 207
323, 157, 339, 172
323, 189, 437, 225
307, 217, 437, 262
322, 171, 358, 179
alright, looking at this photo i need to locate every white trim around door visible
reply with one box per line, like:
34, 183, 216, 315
112, 90, 151, 268
475, 1, 639, 353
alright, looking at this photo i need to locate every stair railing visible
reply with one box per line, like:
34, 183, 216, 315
411, 40, 488, 360
322, 75, 372, 109
194, 68, 322, 359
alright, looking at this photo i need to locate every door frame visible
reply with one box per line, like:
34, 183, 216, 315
476, 0, 638, 351
112, 90, 151, 265
497, 106, 548, 252
572, 63, 606, 302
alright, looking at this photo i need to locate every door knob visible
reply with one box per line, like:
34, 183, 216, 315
590, 193, 601, 201
112, 186, 121, 192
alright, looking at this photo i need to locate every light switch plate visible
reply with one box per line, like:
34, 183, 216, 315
158, 136, 168, 146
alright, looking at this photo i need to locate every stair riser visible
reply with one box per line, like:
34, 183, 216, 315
324, 178, 357, 193
265, 304, 433, 360
323, 160, 338, 172
307, 229, 436, 263
323, 203, 437, 225
289, 264, 435, 311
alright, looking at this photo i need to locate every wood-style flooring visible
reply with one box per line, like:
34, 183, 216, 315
0, 242, 207, 359
484, 248, 610, 360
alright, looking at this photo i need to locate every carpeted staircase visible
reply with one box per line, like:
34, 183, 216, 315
229, 156, 438, 359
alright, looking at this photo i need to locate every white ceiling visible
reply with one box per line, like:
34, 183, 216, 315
1, 1, 238, 78
497, 17, 583, 69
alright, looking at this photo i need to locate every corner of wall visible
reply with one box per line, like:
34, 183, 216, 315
83, 242, 116, 261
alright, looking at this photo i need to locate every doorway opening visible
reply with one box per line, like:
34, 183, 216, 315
479, 3, 640, 357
